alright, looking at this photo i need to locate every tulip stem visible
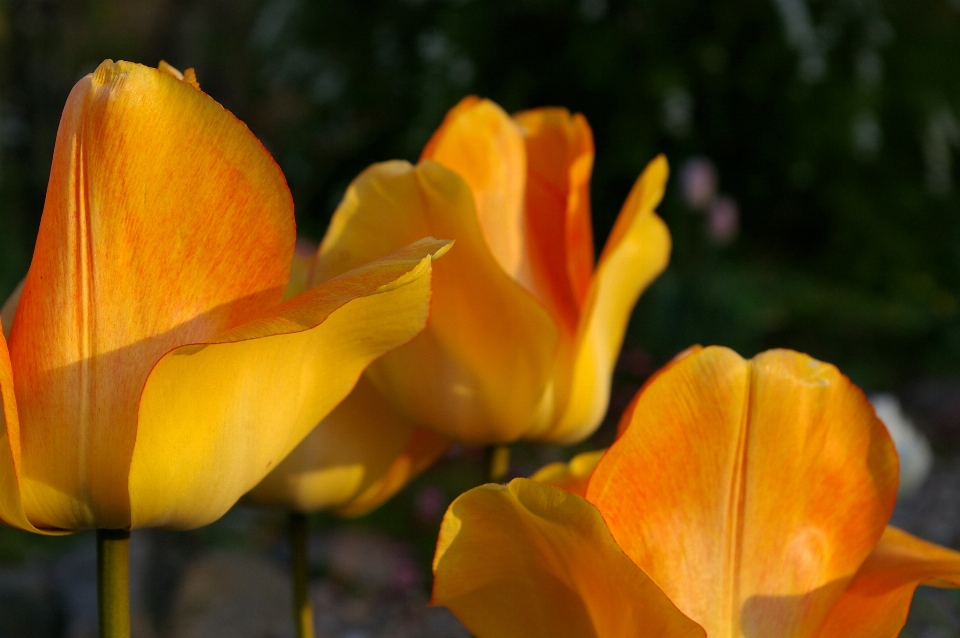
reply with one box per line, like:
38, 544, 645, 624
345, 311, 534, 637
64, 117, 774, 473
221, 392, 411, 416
96, 529, 130, 638
484, 444, 511, 483
289, 511, 315, 638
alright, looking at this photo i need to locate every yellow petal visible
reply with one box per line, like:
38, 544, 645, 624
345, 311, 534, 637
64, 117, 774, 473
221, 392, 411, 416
586, 346, 899, 638
316, 160, 558, 443
9, 60, 294, 530
421, 97, 528, 279
246, 375, 450, 516
818, 526, 960, 638
513, 107, 595, 332
432, 478, 705, 638
529, 449, 605, 497
127, 239, 448, 530
340, 424, 450, 518
541, 155, 671, 443
157, 60, 200, 90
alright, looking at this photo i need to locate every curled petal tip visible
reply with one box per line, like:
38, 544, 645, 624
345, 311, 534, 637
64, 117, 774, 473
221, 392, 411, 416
157, 60, 201, 89
90, 59, 122, 85
392, 237, 455, 262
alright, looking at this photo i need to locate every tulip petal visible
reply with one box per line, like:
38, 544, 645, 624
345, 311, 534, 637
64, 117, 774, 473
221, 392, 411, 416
127, 239, 448, 530
246, 375, 450, 517
529, 449, 605, 497
615, 345, 704, 438
9, 60, 294, 530
817, 526, 960, 638
340, 426, 450, 518
542, 156, 671, 443
587, 347, 899, 638
316, 160, 558, 443
0, 328, 66, 534
513, 108, 595, 333
421, 97, 528, 279
432, 478, 705, 638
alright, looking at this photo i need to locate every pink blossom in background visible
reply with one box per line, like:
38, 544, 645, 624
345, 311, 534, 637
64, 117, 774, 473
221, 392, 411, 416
680, 156, 717, 210
707, 195, 739, 245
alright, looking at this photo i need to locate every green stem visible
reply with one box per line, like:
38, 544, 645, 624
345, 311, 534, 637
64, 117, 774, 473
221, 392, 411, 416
289, 512, 315, 638
484, 444, 511, 484
96, 529, 130, 638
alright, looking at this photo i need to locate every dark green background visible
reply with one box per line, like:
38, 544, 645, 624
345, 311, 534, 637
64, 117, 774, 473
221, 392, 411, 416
2, 0, 959, 389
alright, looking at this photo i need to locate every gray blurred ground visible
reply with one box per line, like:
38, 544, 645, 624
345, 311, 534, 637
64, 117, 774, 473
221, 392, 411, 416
0, 517, 469, 638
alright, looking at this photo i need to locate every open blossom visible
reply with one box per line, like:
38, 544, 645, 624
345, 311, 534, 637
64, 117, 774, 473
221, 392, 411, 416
432, 346, 960, 638
0, 60, 445, 533
246, 96, 671, 517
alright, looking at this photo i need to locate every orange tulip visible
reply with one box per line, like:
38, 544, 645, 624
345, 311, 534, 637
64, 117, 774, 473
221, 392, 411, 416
0, 60, 446, 533
245, 97, 670, 517
298, 96, 670, 448
433, 346, 960, 638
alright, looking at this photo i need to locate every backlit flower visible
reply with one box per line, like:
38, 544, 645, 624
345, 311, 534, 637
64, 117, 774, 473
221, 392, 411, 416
246, 97, 670, 516
303, 96, 671, 447
0, 60, 445, 533
432, 346, 960, 638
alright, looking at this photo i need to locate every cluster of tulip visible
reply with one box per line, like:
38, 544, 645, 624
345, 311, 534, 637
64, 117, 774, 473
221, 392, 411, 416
1, 59, 959, 638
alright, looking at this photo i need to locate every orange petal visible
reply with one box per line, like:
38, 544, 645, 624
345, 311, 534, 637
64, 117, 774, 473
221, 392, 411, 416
540, 156, 671, 443
818, 526, 960, 638
128, 240, 447, 530
529, 449, 605, 497
616, 345, 705, 438
587, 347, 900, 638
432, 478, 705, 638
246, 375, 450, 517
9, 61, 294, 530
315, 160, 558, 443
421, 97, 528, 279
513, 108, 595, 332
0, 327, 64, 534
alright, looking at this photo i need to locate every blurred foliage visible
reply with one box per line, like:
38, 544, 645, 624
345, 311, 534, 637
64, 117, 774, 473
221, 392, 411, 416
1, 0, 960, 392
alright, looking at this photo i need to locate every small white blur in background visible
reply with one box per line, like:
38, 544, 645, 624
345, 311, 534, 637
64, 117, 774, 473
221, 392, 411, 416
870, 393, 934, 499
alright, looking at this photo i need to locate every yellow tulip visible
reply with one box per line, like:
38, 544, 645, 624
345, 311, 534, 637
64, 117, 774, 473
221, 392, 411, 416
432, 346, 960, 638
246, 97, 669, 517
0, 60, 446, 534
295, 96, 670, 449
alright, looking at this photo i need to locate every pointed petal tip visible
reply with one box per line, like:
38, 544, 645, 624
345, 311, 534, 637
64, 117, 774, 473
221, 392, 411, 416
397, 236, 455, 261
367, 238, 452, 294
651, 153, 670, 175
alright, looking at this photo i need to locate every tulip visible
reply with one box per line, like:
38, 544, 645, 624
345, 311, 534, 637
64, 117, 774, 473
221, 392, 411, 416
242, 240, 452, 638
247, 96, 670, 526
245, 242, 451, 518
432, 346, 960, 638
0, 60, 446, 636
248, 96, 671, 516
